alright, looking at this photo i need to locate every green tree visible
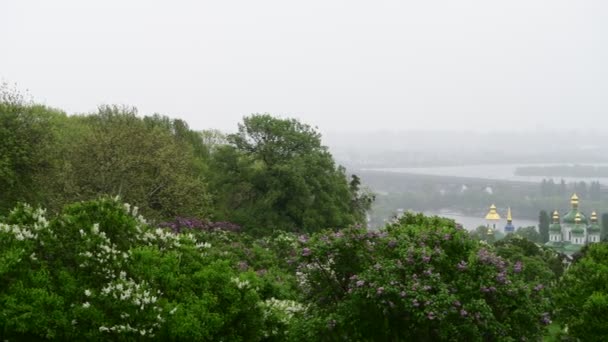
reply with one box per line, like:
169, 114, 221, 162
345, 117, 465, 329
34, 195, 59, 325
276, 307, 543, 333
602, 213, 608, 240
0, 84, 58, 213
539, 210, 550, 243
515, 226, 541, 244
555, 242, 608, 340
209, 114, 370, 234
65, 106, 211, 220
590, 181, 601, 201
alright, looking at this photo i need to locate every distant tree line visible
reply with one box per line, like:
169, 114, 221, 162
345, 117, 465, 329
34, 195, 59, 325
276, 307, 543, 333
540, 179, 601, 201
517, 165, 608, 177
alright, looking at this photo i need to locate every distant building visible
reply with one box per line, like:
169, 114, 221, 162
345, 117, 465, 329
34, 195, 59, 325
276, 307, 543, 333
504, 207, 515, 233
545, 194, 601, 255
484, 204, 517, 235
484, 204, 501, 234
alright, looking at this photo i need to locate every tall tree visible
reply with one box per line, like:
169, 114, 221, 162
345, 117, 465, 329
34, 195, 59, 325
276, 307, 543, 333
559, 179, 567, 196
65, 106, 211, 220
0, 84, 57, 213
590, 181, 601, 201
575, 181, 588, 199
538, 210, 550, 243
602, 213, 608, 241
209, 114, 371, 234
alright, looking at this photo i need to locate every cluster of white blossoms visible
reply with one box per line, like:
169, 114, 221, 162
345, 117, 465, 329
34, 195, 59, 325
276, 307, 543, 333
0, 205, 50, 241
78, 224, 129, 278
259, 298, 305, 325
295, 257, 336, 294
95, 271, 165, 337
0, 223, 37, 241
122, 201, 147, 226
231, 277, 251, 290
100, 271, 161, 309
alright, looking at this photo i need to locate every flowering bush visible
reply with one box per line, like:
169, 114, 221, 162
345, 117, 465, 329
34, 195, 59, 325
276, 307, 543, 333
291, 213, 552, 341
0, 198, 295, 340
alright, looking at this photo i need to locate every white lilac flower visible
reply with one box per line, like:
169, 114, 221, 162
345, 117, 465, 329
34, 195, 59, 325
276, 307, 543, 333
84, 289, 92, 297
82, 302, 90, 309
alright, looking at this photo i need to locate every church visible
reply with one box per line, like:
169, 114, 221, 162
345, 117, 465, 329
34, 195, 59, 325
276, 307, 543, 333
483, 194, 600, 254
545, 194, 601, 254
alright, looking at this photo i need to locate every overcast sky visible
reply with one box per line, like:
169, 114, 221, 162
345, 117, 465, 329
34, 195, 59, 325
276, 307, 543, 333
1, 0, 607, 133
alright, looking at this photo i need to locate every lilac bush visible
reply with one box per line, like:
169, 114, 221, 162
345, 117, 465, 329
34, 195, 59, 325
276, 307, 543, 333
290, 213, 552, 341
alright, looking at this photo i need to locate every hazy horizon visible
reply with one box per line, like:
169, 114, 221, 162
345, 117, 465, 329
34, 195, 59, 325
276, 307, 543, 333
2, 0, 607, 133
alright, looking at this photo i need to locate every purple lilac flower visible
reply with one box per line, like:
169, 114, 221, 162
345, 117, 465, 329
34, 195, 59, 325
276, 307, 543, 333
412, 299, 420, 307
457, 260, 467, 271
541, 312, 551, 325
388, 240, 397, 248
514, 261, 523, 273
422, 255, 431, 263
302, 248, 311, 257
400, 291, 407, 298
496, 272, 507, 284
256, 269, 267, 276
237, 261, 248, 271
460, 309, 468, 317
423, 285, 432, 291
427, 312, 436, 320
356, 280, 365, 287
376, 287, 384, 295
298, 235, 309, 243
534, 284, 544, 291
443, 233, 452, 240
453, 300, 461, 307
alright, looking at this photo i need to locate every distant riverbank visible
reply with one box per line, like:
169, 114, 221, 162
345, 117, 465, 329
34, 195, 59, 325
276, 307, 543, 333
367, 163, 608, 184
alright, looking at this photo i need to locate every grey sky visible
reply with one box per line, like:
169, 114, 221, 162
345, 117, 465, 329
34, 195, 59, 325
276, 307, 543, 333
1, 0, 607, 133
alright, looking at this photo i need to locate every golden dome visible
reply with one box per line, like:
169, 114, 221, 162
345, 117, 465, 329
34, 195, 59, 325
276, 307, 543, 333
575, 212, 582, 224
552, 210, 560, 223
591, 211, 598, 222
571, 193, 579, 208
485, 204, 501, 220
507, 207, 512, 222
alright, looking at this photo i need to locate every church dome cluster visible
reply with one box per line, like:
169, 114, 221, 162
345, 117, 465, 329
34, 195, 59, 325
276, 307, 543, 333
484, 204, 515, 234
545, 194, 602, 254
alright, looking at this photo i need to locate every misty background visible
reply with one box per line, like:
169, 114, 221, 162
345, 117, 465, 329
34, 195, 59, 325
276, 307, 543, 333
2, 0, 608, 228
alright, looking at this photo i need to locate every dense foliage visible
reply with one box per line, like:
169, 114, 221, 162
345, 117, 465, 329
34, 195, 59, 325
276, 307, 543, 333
208, 114, 372, 235
0, 87, 370, 233
554, 243, 608, 340
0, 198, 299, 340
3, 88, 608, 340
291, 213, 552, 341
